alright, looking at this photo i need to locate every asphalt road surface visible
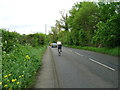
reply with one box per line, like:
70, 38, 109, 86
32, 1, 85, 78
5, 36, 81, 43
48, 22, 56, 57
50, 46, 119, 88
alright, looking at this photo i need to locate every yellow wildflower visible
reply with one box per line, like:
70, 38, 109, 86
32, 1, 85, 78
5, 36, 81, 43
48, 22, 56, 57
4, 84, 8, 87
8, 74, 12, 76
22, 75, 24, 77
12, 79, 16, 82
16, 82, 20, 84
25, 55, 30, 60
0, 82, 2, 84
19, 75, 21, 77
4, 75, 8, 78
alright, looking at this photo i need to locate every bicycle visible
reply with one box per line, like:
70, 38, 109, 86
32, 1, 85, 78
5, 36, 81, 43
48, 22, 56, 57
58, 49, 62, 56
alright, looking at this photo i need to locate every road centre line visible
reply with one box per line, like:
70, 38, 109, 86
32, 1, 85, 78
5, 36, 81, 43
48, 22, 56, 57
74, 52, 84, 56
89, 58, 115, 71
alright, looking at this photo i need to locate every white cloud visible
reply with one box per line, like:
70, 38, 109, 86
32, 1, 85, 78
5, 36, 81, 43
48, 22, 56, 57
0, 0, 98, 34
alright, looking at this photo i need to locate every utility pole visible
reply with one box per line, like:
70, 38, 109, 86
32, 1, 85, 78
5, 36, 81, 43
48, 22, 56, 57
45, 24, 47, 35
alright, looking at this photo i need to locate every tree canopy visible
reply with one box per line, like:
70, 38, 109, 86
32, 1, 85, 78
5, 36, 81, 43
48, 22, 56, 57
48, 1, 120, 48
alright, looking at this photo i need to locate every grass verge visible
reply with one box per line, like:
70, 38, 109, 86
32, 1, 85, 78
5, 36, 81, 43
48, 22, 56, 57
64, 45, 119, 56
2, 44, 47, 88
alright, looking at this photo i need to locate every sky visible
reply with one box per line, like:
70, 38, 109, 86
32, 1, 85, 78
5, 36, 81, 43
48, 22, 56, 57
0, 0, 98, 35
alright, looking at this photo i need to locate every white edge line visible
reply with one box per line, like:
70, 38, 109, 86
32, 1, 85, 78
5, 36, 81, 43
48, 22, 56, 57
75, 52, 84, 56
89, 58, 115, 71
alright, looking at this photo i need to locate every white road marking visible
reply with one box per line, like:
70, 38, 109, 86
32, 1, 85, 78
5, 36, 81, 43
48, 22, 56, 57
89, 58, 115, 71
74, 52, 84, 56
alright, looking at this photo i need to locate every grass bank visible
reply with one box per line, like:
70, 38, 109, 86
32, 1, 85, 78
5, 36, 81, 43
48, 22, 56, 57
64, 45, 119, 56
2, 44, 47, 88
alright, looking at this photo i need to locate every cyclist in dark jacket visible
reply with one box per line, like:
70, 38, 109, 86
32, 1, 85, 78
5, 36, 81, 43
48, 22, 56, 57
57, 41, 62, 52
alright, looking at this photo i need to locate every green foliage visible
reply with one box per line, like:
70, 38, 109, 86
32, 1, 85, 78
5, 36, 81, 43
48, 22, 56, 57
49, 1, 119, 53
48, 26, 58, 43
1, 29, 47, 52
2, 29, 20, 52
78, 29, 88, 46
71, 30, 79, 45
1, 28, 47, 88
2, 44, 46, 88
57, 31, 72, 45
60, 12, 69, 31
93, 2, 120, 48
58, 2, 119, 48
98, 2, 120, 23
68, 2, 99, 31
51, 2, 99, 46
20, 33, 46, 47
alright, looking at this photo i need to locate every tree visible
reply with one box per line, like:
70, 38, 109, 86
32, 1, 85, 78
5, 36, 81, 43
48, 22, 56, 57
68, 2, 99, 32
55, 20, 62, 32
67, 2, 99, 45
48, 26, 58, 43
92, 2, 120, 47
59, 11, 69, 31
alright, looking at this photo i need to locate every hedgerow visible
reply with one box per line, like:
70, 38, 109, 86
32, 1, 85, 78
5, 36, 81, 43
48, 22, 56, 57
1, 29, 47, 88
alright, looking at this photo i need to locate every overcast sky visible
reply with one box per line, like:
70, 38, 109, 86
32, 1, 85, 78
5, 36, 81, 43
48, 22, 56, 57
0, 0, 98, 35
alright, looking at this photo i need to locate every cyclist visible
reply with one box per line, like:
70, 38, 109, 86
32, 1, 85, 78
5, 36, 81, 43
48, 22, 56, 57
57, 40, 62, 53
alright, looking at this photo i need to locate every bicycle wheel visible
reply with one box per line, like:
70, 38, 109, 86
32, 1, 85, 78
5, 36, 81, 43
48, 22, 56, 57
58, 50, 61, 56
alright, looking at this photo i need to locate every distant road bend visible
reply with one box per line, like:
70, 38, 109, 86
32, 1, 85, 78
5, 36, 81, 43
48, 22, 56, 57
50, 46, 119, 88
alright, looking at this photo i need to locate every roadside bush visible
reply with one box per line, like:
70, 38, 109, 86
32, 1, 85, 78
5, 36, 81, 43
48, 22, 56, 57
2, 29, 20, 53
19, 33, 46, 47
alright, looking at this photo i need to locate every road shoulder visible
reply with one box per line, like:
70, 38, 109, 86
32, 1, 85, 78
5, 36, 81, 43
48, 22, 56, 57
34, 46, 59, 88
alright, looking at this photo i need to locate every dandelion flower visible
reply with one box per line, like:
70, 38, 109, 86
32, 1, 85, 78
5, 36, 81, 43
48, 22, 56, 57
4, 84, 8, 87
0, 82, 2, 84
19, 76, 22, 78
16, 82, 20, 84
4, 75, 8, 78
12, 79, 16, 82
25, 55, 30, 60
8, 74, 12, 76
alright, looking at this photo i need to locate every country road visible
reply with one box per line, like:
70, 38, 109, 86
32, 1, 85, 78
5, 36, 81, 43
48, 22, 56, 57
34, 46, 119, 88
51, 46, 119, 88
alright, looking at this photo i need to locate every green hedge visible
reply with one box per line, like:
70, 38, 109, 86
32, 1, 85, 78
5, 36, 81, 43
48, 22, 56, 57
1, 28, 47, 88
